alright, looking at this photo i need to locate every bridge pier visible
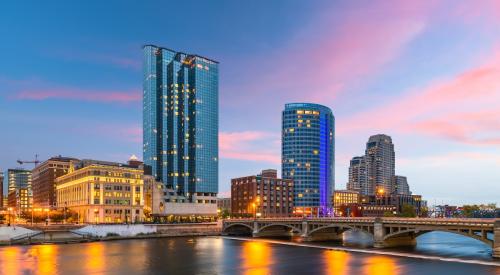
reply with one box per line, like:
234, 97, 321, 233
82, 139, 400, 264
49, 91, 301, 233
373, 218, 415, 248
494, 220, 500, 259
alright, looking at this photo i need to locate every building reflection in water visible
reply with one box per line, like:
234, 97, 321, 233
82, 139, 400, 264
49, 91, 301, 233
1, 246, 23, 275
33, 245, 58, 275
242, 241, 272, 275
84, 242, 106, 274
322, 250, 351, 275
362, 255, 400, 275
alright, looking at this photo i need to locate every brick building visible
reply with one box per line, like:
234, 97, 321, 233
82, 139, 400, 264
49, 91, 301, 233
231, 169, 293, 217
32, 156, 79, 208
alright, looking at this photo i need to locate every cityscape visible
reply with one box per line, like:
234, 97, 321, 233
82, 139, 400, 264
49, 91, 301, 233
1, 1, 500, 274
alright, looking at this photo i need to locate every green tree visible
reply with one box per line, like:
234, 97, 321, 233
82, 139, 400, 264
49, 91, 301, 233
399, 204, 416, 217
461, 205, 480, 218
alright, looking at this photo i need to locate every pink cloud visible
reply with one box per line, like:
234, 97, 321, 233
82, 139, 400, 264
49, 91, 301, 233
13, 88, 140, 103
340, 47, 500, 146
223, 1, 435, 107
219, 131, 280, 164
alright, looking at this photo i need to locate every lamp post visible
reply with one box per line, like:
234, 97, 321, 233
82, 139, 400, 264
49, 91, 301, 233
252, 203, 256, 219
7, 207, 13, 226
44, 208, 50, 226
31, 208, 34, 226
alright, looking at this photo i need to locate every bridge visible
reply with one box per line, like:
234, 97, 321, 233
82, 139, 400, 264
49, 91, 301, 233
222, 217, 500, 258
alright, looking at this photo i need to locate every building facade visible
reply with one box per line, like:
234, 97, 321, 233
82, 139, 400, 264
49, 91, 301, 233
143, 45, 218, 211
346, 156, 368, 195
217, 198, 231, 213
6, 169, 32, 211
0, 172, 3, 208
392, 175, 410, 195
231, 169, 294, 217
282, 103, 335, 215
365, 134, 395, 196
56, 160, 144, 223
32, 156, 78, 208
332, 190, 360, 216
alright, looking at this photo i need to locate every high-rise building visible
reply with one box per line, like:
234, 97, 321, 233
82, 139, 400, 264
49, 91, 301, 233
392, 175, 410, 195
0, 172, 3, 208
6, 169, 32, 211
231, 169, 294, 217
282, 103, 335, 215
365, 134, 395, 196
346, 156, 368, 195
32, 156, 79, 208
143, 45, 218, 207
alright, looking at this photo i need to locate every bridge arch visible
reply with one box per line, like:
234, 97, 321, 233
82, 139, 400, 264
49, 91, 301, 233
223, 223, 253, 235
258, 223, 302, 234
308, 224, 373, 237
383, 229, 493, 247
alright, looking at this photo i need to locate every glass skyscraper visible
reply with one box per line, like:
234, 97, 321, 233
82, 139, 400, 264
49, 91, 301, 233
282, 103, 335, 214
143, 45, 218, 201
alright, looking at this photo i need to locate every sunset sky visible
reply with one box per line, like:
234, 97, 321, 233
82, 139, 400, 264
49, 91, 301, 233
1, 1, 499, 204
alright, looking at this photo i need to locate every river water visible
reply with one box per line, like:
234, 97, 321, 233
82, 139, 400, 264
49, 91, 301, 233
0, 232, 499, 275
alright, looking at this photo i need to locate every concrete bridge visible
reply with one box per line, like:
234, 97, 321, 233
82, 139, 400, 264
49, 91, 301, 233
222, 217, 500, 258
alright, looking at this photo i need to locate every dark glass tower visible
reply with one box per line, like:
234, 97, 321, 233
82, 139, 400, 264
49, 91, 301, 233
143, 45, 218, 200
282, 103, 335, 214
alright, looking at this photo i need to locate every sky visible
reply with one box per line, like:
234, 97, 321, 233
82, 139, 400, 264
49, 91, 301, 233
1, 0, 499, 205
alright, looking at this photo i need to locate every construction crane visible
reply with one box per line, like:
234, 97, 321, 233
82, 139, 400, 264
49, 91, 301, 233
17, 154, 40, 167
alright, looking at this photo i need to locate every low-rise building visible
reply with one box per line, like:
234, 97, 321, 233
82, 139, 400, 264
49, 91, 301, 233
32, 156, 78, 208
56, 159, 144, 223
231, 169, 293, 217
217, 198, 231, 213
333, 190, 360, 216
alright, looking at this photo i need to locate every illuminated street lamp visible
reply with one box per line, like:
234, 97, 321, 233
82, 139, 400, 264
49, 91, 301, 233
44, 208, 50, 226
7, 207, 13, 226
252, 203, 256, 219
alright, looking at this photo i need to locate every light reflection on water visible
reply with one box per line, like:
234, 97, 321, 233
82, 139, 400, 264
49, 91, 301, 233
0, 233, 497, 275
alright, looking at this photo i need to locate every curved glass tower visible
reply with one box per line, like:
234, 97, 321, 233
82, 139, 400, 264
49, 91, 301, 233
282, 103, 335, 215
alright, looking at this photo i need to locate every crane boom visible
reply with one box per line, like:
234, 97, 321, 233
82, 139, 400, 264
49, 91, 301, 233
17, 154, 40, 167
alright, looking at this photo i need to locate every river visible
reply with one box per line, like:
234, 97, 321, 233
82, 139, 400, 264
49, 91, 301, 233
0, 232, 498, 274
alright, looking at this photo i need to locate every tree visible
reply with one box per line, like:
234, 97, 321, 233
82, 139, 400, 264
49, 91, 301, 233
399, 204, 416, 218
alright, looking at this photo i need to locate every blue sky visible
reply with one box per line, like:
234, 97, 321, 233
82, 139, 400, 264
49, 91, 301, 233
1, 1, 500, 205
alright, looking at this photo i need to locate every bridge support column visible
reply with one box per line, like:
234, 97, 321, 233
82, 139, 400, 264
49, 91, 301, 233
373, 218, 416, 248
373, 218, 385, 248
252, 221, 259, 237
494, 220, 500, 259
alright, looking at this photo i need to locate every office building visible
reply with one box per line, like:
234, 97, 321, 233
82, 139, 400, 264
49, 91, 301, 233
332, 190, 360, 216
143, 45, 218, 211
56, 159, 144, 223
231, 169, 294, 217
6, 169, 32, 211
217, 198, 231, 213
346, 156, 368, 195
392, 175, 410, 195
0, 172, 3, 208
365, 134, 395, 195
32, 156, 78, 208
282, 103, 334, 215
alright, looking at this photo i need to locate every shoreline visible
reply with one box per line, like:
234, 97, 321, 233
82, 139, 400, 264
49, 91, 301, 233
220, 236, 500, 267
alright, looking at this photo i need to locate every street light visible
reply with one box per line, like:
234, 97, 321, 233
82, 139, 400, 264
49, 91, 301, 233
7, 207, 13, 226
44, 208, 50, 226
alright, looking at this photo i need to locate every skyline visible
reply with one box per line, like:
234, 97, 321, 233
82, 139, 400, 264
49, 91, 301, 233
1, 1, 500, 205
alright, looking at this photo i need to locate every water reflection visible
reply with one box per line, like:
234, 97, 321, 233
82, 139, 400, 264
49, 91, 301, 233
1, 246, 22, 275
32, 245, 58, 275
322, 250, 351, 275
84, 242, 105, 274
362, 256, 400, 275
242, 241, 272, 275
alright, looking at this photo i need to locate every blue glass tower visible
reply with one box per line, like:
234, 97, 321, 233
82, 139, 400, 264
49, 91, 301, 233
282, 103, 335, 214
143, 45, 218, 200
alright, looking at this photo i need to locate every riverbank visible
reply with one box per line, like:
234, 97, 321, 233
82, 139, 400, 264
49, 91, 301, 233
0, 223, 221, 245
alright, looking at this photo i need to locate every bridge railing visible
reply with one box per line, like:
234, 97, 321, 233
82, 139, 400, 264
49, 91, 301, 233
224, 217, 497, 227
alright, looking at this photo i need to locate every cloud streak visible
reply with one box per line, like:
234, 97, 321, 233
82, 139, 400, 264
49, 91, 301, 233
340, 46, 500, 146
219, 131, 280, 164
14, 87, 141, 103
